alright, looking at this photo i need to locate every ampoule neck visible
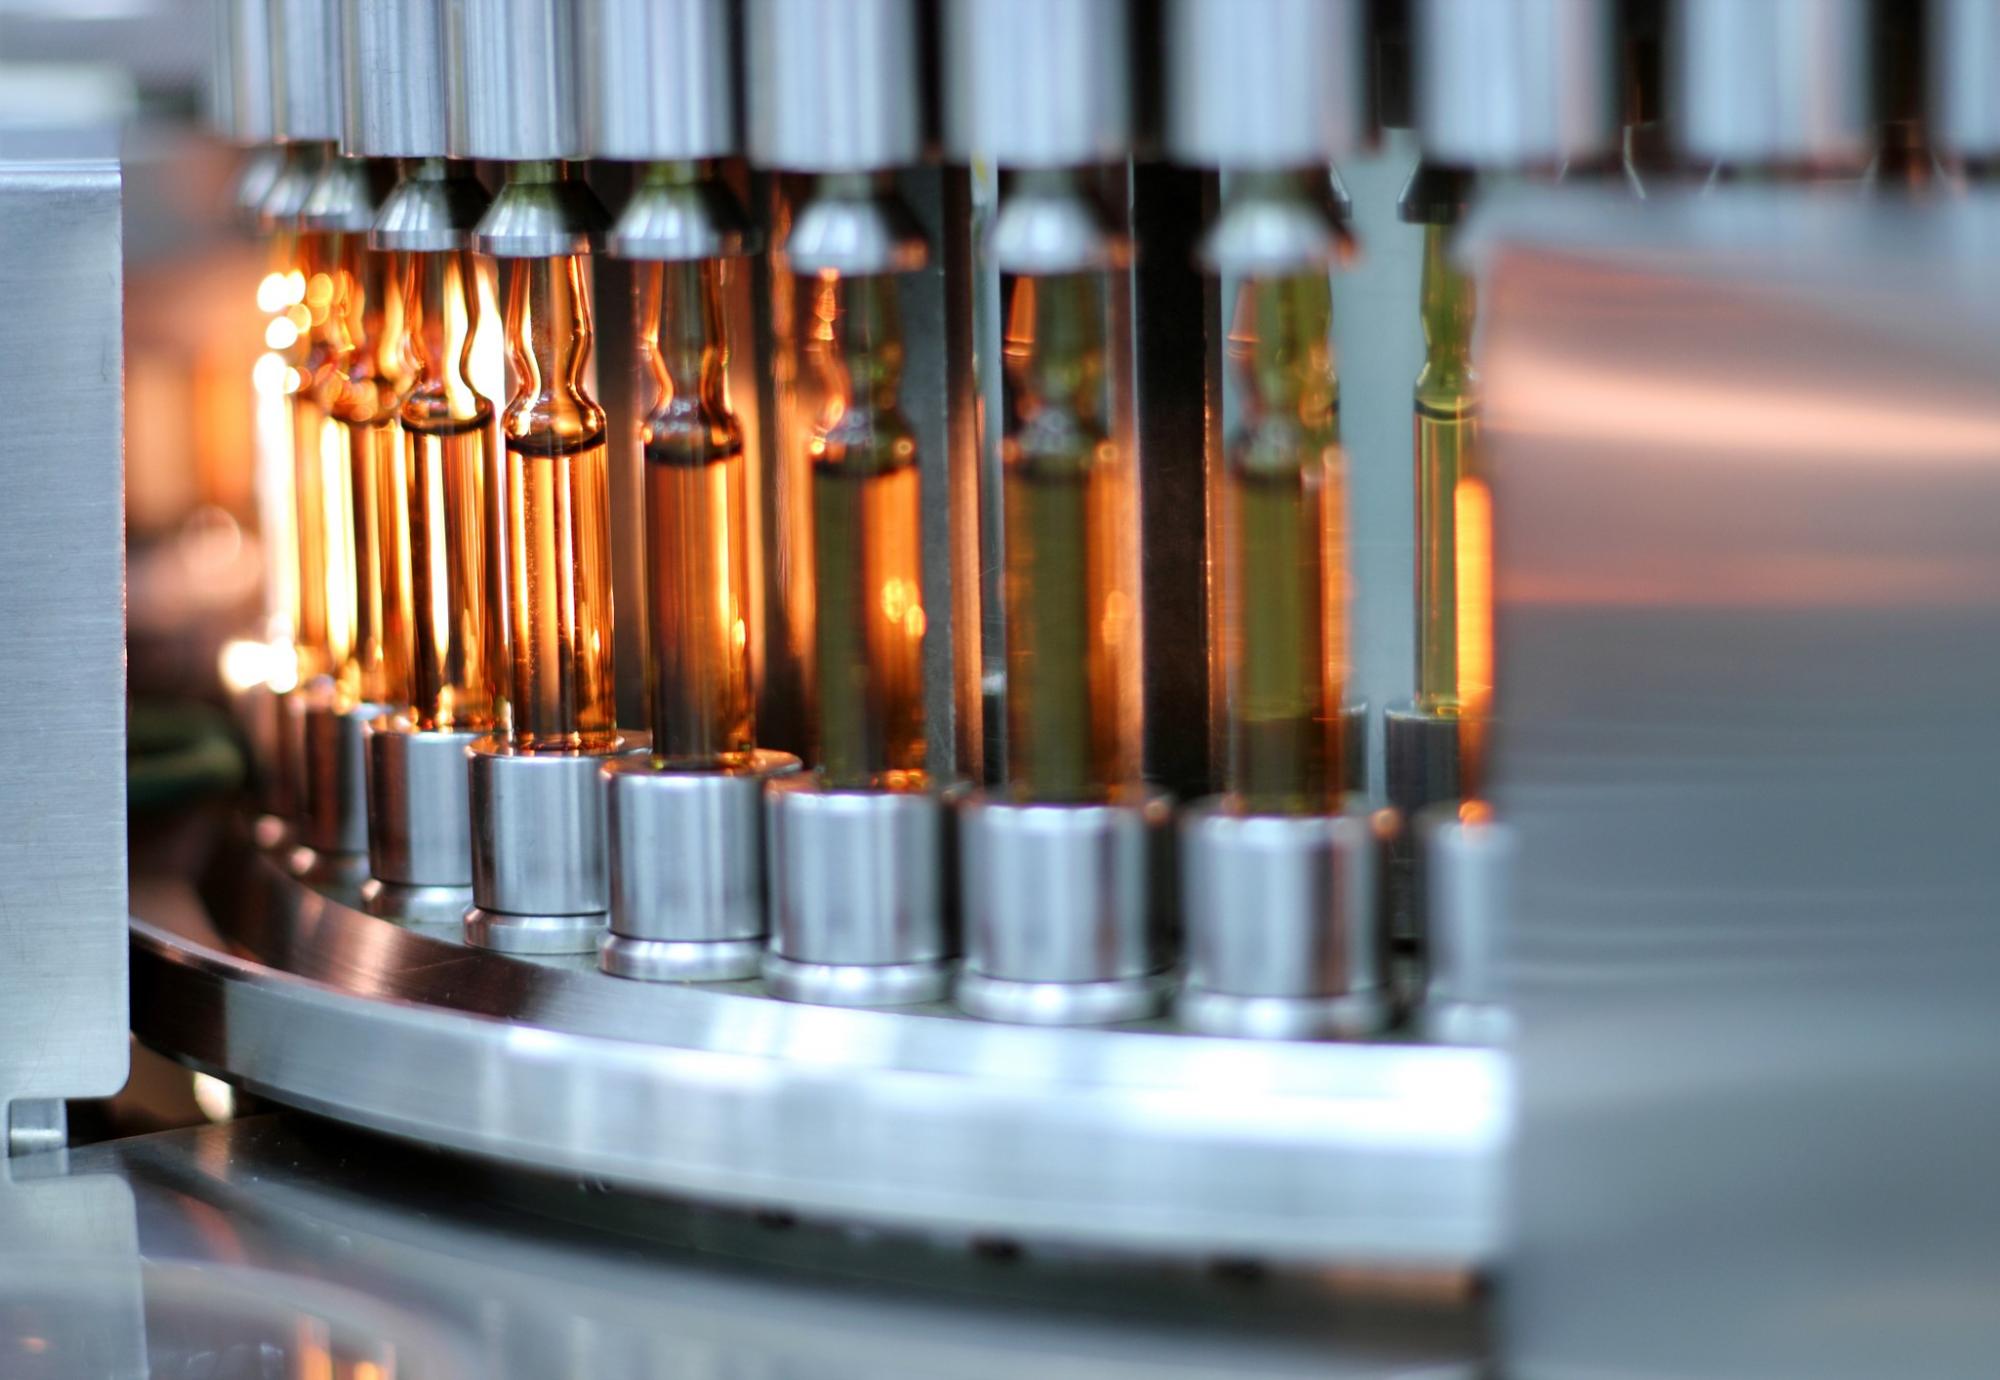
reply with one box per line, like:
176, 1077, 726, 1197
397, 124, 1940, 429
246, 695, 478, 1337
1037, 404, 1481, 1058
1417, 222, 1475, 390
641, 159, 707, 189
510, 159, 569, 187
1233, 273, 1334, 430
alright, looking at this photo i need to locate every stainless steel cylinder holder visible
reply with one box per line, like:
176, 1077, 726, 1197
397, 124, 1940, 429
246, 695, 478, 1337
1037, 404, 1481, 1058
763, 779, 954, 1007
955, 793, 1173, 1027
1384, 703, 1464, 957
1419, 803, 1515, 1046
361, 721, 480, 926
601, 753, 800, 981
297, 687, 386, 884
1178, 801, 1391, 1040
466, 737, 635, 954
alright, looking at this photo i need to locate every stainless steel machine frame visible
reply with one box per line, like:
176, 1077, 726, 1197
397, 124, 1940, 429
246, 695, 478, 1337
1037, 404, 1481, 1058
0, 141, 127, 1157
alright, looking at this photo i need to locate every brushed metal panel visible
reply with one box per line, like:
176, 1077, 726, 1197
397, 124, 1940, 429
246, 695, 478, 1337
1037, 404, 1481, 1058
0, 157, 128, 1115
1474, 190, 2000, 1378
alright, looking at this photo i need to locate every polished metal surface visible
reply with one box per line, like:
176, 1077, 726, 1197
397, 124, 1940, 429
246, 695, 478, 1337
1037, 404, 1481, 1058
298, 692, 379, 858
1200, 177, 1342, 276
1418, 805, 1512, 1047
254, 138, 325, 232
1416, 0, 1613, 169
210, 0, 276, 144
601, 751, 799, 981
229, 142, 286, 228
298, 151, 386, 231
1469, 187, 2000, 1378
946, 0, 1127, 168
271, 0, 342, 143
1932, 0, 2000, 160
1672, 0, 1870, 168
6, 1099, 66, 1158
747, 0, 921, 173
370, 158, 489, 251
130, 843, 1507, 1263
471, 169, 608, 258
364, 720, 477, 887
1179, 802, 1387, 1041
340, 0, 451, 158
1384, 703, 1462, 944
988, 180, 1127, 275
764, 778, 952, 1004
581, 0, 734, 162
957, 793, 1171, 1026
0, 1117, 1490, 1375
0, 153, 127, 1129
449, 0, 585, 161
1167, 0, 1364, 169
467, 738, 621, 949
606, 172, 753, 261
784, 176, 930, 276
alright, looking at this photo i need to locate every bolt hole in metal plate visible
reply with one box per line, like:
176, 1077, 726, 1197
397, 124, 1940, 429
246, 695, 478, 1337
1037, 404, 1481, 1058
128, 833, 1506, 1266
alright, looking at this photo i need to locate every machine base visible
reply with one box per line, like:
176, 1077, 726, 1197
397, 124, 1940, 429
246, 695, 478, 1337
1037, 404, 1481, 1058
761, 951, 952, 1007
464, 906, 605, 955
600, 934, 765, 983
1178, 988, 1387, 1042
955, 969, 1171, 1027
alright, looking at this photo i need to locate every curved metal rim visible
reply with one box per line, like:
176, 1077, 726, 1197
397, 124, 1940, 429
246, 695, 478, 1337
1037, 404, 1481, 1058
128, 841, 1506, 1265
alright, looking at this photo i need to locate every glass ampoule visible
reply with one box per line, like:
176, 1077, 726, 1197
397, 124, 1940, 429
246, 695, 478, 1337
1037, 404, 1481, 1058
803, 265, 926, 792
1220, 226, 1345, 815
997, 181, 1133, 803
277, 148, 344, 682
321, 219, 413, 709
395, 170, 500, 733
637, 173, 752, 768
1412, 216, 1491, 792
255, 226, 308, 675
498, 166, 616, 753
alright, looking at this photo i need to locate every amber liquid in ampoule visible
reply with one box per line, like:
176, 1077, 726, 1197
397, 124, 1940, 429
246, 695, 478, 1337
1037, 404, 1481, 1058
1000, 270, 1127, 803
805, 271, 926, 791
323, 232, 413, 707
285, 231, 342, 680
502, 251, 617, 753
641, 255, 752, 767
1413, 221, 1490, 793
1223, 271, 1345, 815
399, 246, 496, 732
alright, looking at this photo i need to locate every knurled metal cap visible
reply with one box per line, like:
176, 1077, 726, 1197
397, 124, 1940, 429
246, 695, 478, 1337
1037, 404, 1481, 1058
1932, 0, 2000, 160
582, 0, 735, 161
272, 0, 342, 143
1166, 0, 1364, 168
1416, 0, 1615, 169
341, 0, 450, 158
747, 0, 921, 172
449, 0, 586, 161
946, 0, 1129, 167
210, 0, 277, 143
1672, 0, 1870, 167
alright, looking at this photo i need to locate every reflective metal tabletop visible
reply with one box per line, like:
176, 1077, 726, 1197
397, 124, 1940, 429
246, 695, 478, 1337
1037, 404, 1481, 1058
0, 1116, 1484, 1378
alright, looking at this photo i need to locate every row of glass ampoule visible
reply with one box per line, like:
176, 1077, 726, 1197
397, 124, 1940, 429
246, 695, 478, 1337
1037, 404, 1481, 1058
245, 145, 1500, 1041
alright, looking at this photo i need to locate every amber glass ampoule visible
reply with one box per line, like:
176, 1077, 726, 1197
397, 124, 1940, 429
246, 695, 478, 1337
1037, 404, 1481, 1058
998, 182, 1132, 803
499, 165, 616, 753
1221, 202, 1345, 815
1412, 213, 1491, 793
804, 264, 926, 792
395, 165, 499, 734
278, 147, 343, 682
637, 174, 752, 768
321, 215, 413, 709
